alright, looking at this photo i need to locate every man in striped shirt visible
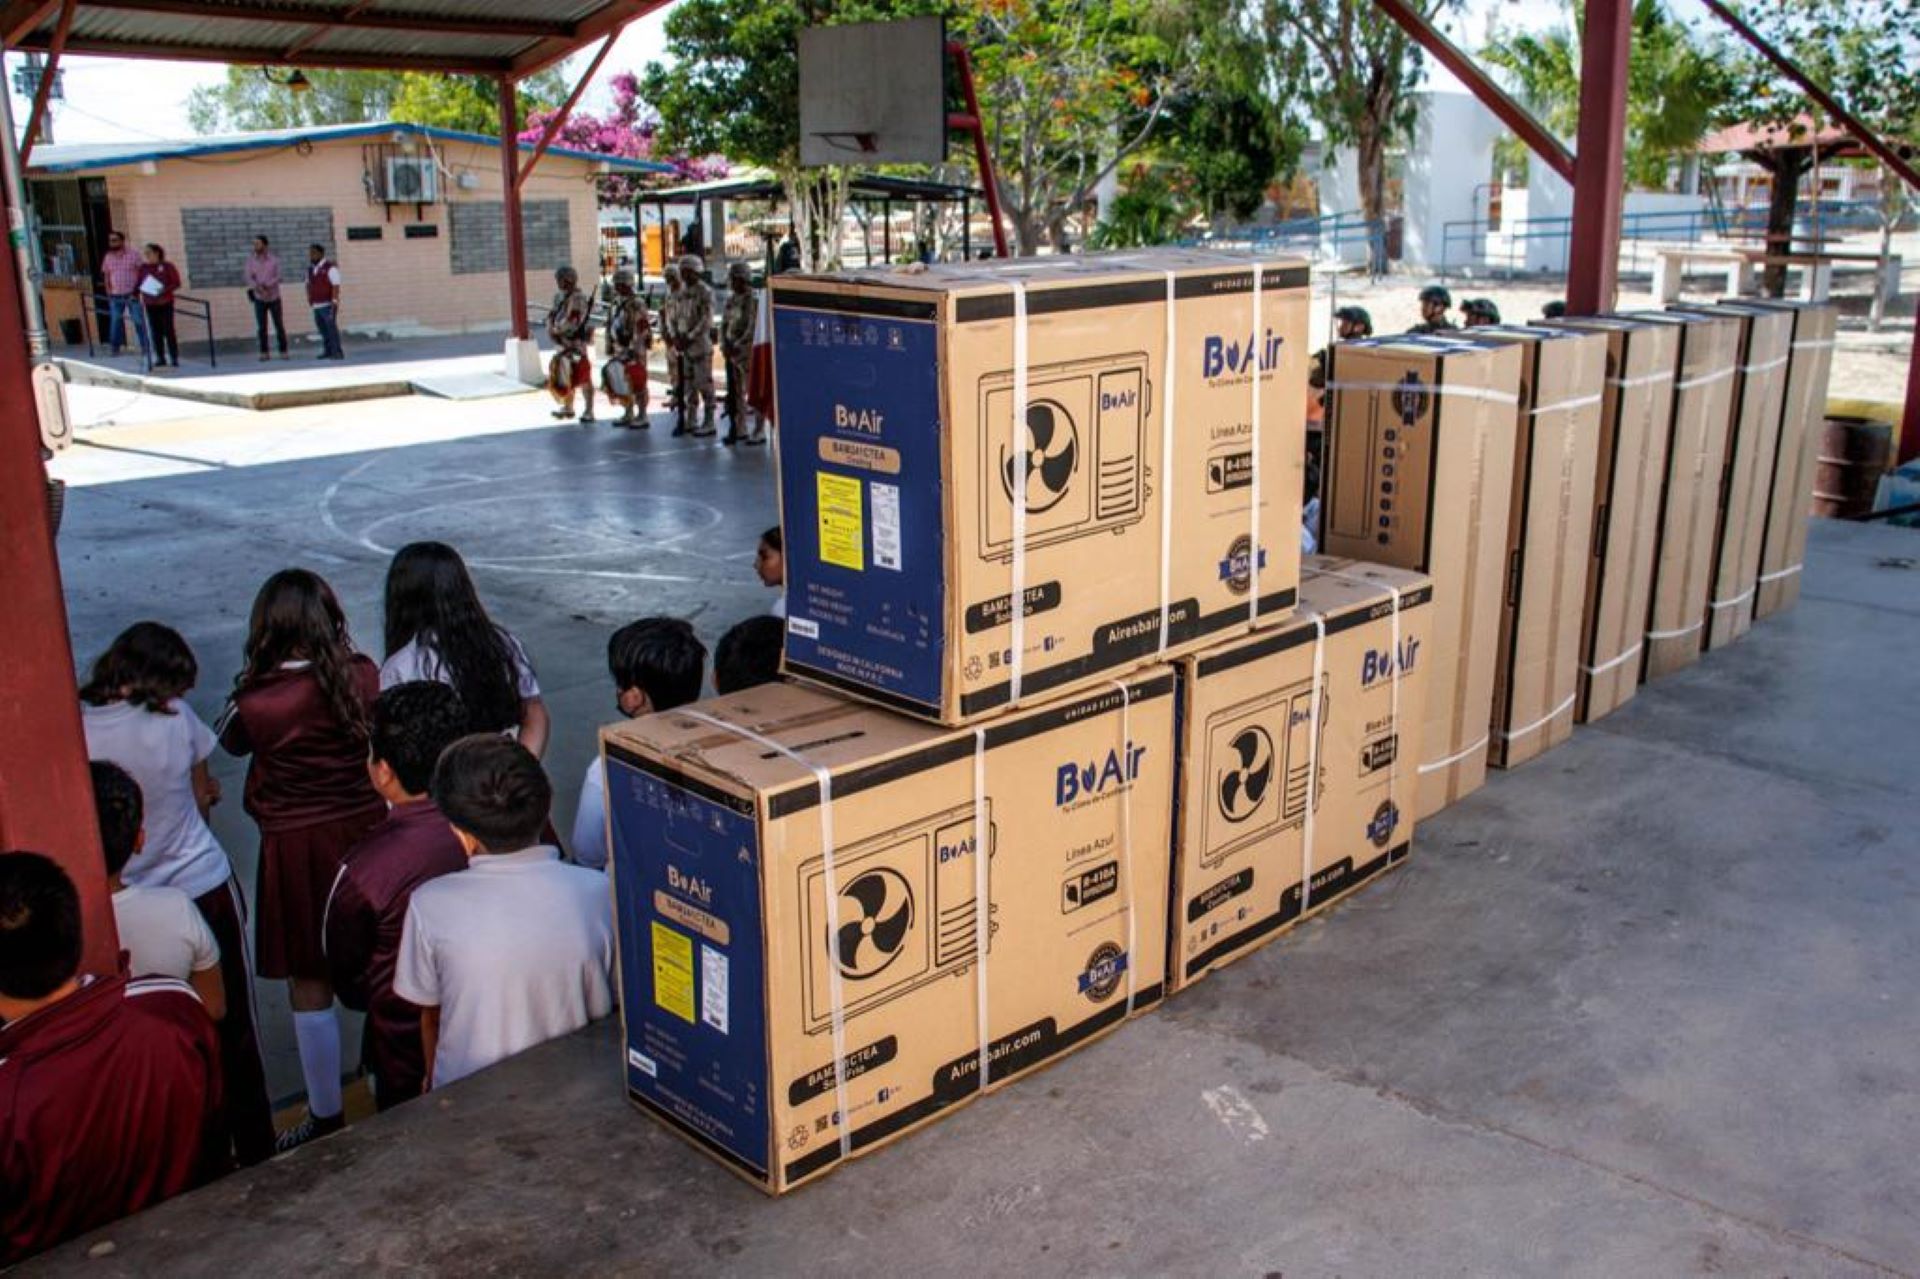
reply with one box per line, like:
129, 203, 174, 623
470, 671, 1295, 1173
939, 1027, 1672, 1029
99, 230, 150, 360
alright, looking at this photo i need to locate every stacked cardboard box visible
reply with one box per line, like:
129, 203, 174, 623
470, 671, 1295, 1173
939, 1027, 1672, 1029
1617, 310, 1740, 680
1464, 327, 1606, 769
603, 673, 1174, 1193
1739, 300, 1839, 618
1169, 558, 1432, 991
1668, 304, 1793, 650
765, 250, 1309, 725
1320, 337, 1523, 818
1544, 316, 1679, 724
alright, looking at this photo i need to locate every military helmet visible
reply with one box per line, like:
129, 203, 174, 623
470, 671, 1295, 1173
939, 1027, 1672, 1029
679, 253, 706, 278
554, 265, 578, 286
1418, 284, 1452, 307
1462, 297, 1500, 323
1333, 305, 1373, 331
727, 260, 752, 282
612, 269, 634, 289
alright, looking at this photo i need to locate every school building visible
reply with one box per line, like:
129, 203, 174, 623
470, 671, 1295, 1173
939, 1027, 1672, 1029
24, 121, 671, 351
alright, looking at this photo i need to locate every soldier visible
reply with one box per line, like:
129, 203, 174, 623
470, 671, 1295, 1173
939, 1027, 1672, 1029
665, 253, 716, 438
1461, 297, 1501, 328
1539, 299, 1568, 321
601, 270, 652, 429
660, 262, 683, 418
545, 266, 596, 423
1308, 305, 1373, 395
1407, 284, 1456, 335
720, 261, 759, 446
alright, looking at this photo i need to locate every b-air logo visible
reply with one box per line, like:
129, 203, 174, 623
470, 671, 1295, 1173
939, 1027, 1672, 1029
1099, 385, 1137, 413
1203, 329, 1285, 381
936, 829, 982, 865
833, 403, 885, 434
1077, 942, 1128, 1003
1367, 799, 1401, 849
1055, 742, 1148, 807
665, 864, 712, 906
1361, 636, 1421, 688
1218, 535, 1268, 596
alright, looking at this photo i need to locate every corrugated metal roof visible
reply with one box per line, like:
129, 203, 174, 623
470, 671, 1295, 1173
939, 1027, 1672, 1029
26, 122, 676, 175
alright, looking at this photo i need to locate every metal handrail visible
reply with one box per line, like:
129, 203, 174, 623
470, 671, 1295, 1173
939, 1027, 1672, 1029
79, 288, 216, 370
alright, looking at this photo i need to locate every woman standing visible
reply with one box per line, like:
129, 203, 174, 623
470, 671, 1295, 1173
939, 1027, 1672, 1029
380, 541, 549, 757
220, 569, 383, 1151
138, 243, 183, 368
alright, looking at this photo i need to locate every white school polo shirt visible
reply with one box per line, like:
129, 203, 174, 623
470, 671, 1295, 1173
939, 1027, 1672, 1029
392, 844, 613, 1088
379, 631, 541, 698
113, 883, 220, 982
83, 700, 233, 900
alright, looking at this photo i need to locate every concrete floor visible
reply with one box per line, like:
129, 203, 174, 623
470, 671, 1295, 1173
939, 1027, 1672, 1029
40, 422, 1920, 1273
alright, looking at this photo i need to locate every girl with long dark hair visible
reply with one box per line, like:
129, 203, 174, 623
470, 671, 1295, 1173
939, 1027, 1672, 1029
379, 542, 550, 757
219, 569, 382, 1152
80, 621, 276, 1164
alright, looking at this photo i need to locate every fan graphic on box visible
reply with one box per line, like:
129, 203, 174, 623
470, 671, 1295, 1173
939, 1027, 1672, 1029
833, 868, 915, 978
1216, 726, 1275, 823
1001, 401, 1079, 514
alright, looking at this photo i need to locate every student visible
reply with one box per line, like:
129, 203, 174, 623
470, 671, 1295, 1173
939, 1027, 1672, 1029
92, 761, 225, 1017
80, 620, 274, 1165
221, 569, 383, 1152
569, 618, 707, 870
395, 736, 615, 1089
380, 541, 550, 758
714, 615, 783, 695
756, 525, 786, 618
137, 243, 184, 369
0, 852, 223, 1265
324, 681, 469, 1110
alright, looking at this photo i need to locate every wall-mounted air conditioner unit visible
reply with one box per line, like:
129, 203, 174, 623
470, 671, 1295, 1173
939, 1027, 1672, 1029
384, 155, 438, 203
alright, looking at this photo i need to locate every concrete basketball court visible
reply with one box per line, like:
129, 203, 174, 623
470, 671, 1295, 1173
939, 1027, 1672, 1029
40, 397, 1920, 1274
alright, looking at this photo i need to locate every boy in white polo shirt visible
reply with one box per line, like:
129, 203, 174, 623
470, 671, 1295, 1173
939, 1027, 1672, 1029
91, 761, 226, 1019
394, 735, 614, 1089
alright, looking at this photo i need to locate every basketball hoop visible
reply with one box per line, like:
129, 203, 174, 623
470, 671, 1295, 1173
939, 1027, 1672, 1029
810, 131, 881, 156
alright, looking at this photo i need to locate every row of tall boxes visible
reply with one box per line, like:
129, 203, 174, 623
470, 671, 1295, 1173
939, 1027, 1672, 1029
596, 250, 1834, 1193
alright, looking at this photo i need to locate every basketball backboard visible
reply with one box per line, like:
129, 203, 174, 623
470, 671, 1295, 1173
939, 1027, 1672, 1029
797, 16, 947, 168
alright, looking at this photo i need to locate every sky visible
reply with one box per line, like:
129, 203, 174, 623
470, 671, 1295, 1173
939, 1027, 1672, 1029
6, 0, 1564, 148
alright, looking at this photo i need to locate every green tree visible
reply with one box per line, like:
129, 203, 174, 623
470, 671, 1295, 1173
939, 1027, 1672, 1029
1088, 163, 1188, 247
1257, 0, 1460, 272
1482, 0, 1730, 191
1157, 78, 1300, 223
187, 68, 568, 135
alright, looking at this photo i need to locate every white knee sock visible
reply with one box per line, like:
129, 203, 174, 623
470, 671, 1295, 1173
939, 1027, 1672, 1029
292, 1008, 343, 1120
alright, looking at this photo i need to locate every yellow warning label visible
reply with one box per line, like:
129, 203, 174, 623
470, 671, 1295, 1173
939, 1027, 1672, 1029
817, 472, 865, 571
651, 921, 695, 1024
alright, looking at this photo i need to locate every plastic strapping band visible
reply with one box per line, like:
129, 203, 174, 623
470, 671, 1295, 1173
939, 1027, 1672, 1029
1324, 380, 1521, 405
1646, 620, 1704, 641
679, 708, 855, 1161
1298, 609, 1326, 915
1675, 367, 1734, 391
1580, 642, 1642, 677
1709, 587, 1756, 612
1158, 272, 1177, 654
970, 726, 991, 1091
1531, 392, 1604, 415
1311, 567, 1404, 856
1490, 693, 1577, 743
1417, 734, 1488, 776
1106, 679, 1140, 1017
1739, 355, 1789, 375
1791, 339, 1835, 351
1607, 370, 1675, 390
1009, 281, 1030, 705
1757, 563, 1803, 584
1248, 260, 1264, 624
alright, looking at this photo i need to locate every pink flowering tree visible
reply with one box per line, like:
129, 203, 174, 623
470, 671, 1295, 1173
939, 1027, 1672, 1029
518, 71, 729, 205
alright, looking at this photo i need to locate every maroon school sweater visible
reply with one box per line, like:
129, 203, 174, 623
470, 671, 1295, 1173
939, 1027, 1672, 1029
0, 974, 224, 1264
221, 658, 382, 833
325, 798, 468, 1104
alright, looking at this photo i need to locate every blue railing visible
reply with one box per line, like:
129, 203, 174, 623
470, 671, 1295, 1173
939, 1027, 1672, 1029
1180, 210, 1390, 271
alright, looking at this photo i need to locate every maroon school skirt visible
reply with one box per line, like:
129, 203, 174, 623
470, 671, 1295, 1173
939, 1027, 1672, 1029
255, 807, 384, 981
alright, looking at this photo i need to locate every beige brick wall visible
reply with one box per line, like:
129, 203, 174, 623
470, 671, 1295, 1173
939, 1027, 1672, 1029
101, 136, 606, 345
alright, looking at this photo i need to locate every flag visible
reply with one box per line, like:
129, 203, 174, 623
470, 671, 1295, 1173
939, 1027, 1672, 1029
747, 284, 775, 426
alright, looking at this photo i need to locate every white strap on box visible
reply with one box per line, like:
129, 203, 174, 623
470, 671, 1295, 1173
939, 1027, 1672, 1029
1298, 608, 1327, 915
1490, 693, 1577, 744
1607, 369, 1675, 390
1740, 355, 1789, 376
1676, 367, 1734, 391
1248, 261, 1265, 624
1009, 281, 1030, 705
1709, 587, 1756, 613
1158, 273, 1178, 655
1757, 563, 1804, 584
1580, 641, 1643, 677
1791, 339, 1836, 352
679, 709, 854, 1162
1324, 379, 1521, 406
1105, 679, 1140, 1017
1309, 567, 1406, 875
1418, 733, 1489, 777
1645, 620, 1704, 642
969, 726, 992, 1090
1531, 393, 1604, 416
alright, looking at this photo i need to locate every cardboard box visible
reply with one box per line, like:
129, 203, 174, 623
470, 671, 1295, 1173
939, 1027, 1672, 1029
1735, 301, 1838, 618
1616, 311, 1739, 680
1321, 337, 1522, 819
1169, 558, 1432, 992
770, 249, 1309, 725
1463, 327, 1605, 769
1669, 305, 1793, 650
1544, 316, 1679, 723
603, 672, 1174, 1194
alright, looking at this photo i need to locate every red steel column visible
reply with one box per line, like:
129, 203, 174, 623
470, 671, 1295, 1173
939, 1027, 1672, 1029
498, 75, 530, 340
1902, 294, 1920, 464
0, 181, 117, 975
1564, 0, 1631, 315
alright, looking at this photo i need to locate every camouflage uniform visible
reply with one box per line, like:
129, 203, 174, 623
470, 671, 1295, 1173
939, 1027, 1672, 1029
601, 271, 651, 426
721, 262, 756, 441
544, 268, 595, 421
666, 254, 715, 436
